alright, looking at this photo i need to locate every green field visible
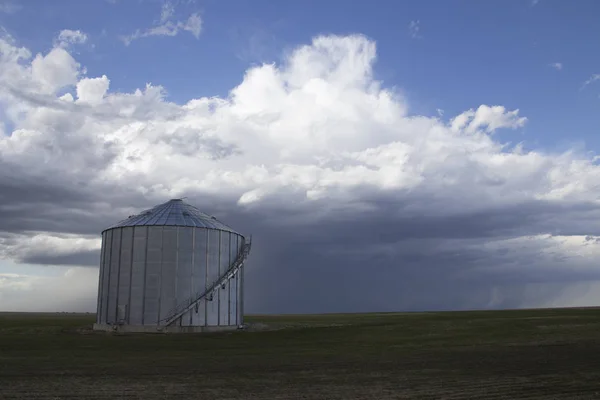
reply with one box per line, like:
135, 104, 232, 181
1, 308, 600, 399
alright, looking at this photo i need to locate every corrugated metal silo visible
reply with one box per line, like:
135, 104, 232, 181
93, 198, 251, 333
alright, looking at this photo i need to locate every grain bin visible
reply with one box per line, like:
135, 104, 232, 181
93, 198, 251, 333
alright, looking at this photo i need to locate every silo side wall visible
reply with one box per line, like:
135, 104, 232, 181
96, 232, 106, 325
97, 226, 245, 328
100, 230, 112, 324
106, 229, 122, 324
129, 226, 147, 325
143, 227, 162, 325
206, 229, 220, 326
228, 233, 239, 326
118, 227, 134, 323
218, 231, 230, 326
190, 228, 207, 326
159, 227, 178, 321
176, 227, 193, 324
238, 264, 244, 325
181, 229, 244, 327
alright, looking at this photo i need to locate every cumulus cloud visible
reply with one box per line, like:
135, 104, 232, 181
76, 75, 110, 105
1, 31, 600, 313
121, 2, 202, 46
30, 47, 82, 94
450, 105, 527, 134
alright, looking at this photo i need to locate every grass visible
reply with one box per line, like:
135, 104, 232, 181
1, 308, 600, 399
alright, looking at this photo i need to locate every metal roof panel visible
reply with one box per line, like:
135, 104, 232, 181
103, 199, 240, 234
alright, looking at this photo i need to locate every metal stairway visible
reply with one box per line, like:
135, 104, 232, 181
161, 235, 252, 327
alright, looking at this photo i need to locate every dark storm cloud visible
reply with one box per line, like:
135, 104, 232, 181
172, 193, 600, 313
2, 177, 600, 313
0, 166, 167, 235
217, 191, 600, 245
20, 250, 100, 267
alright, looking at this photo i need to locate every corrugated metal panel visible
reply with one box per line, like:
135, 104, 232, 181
219, 232, 231, 326
206, 229, 220, 326
129, 226, 147, 325
118, 227, 133, 323
230, 234, 239, 326
176, 227, 193, 323
96, 233, 105, 325
103, 199, 240, 235
143, 227, 162, 325
191, 228, 207, 327
107, 229, 121, 324
159, 227, 178, 321
100, 230, 112, 324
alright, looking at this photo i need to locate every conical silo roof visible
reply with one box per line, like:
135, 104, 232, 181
103, 199, 240, 234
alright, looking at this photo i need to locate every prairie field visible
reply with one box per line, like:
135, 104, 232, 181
1, 308, 600, 399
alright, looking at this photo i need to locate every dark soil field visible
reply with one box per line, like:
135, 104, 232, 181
1, 308, 600, 399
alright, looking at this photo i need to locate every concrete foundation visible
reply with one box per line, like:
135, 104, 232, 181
93, 323, 242, 334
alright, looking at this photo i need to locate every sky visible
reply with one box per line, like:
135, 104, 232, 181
1, 0, 600, 314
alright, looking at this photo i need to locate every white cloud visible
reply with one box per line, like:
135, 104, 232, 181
450, 105, 527, 134
409, 20, 421, 39
0, 233, 100, 264
2, 31, 600, 312
581, 74, 600, 90
182, 13, 202, 37
30, 47, 82, 94
549, 62, 562, 71
76, 75, 110, 105
0, 32, 591, 212
56, 29, 88, 48
0, 273, 30, 290
121, 7, 202, 46
160, 1, 175, 23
